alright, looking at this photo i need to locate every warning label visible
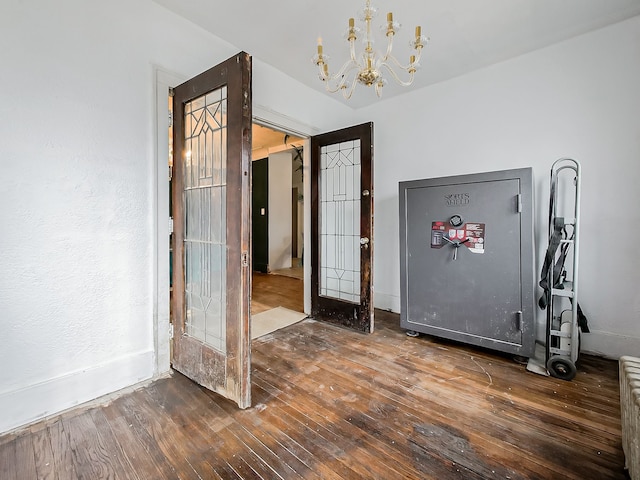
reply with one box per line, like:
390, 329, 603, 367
431, 221, 485, 253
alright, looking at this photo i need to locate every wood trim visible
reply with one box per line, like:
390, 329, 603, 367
237, 52, 252, 408
361, 123, 374, 331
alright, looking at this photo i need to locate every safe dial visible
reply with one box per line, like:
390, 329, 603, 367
449, 214, 464, 227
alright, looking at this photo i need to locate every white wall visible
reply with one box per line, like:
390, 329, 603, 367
0, 0, 353, 434
355, 15, 640, 358
268, 151, 294, 271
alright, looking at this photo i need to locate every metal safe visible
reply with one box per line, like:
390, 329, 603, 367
399, 168, 535, 357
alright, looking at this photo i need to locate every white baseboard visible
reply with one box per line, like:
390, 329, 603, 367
374, 292, 401, 314
372, 297, 638, 361
581, 330, 640, 360
0, 350, 154, 434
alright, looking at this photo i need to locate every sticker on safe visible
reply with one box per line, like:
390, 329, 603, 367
431, 221, 485, 253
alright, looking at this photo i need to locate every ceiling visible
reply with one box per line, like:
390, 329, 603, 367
154, 0, 640, 109
252, 124, 303, 160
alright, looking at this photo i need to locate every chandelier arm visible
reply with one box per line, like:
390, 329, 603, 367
323, 72, 350, 93
324, 83, 347, 94
317, 63, 328, 81
349, 38, 358, 62
381, 32, 394, 63
342, 76, 359, 99
379, 61, 415, 87
328, 59, 361, 85
374, 81, 383, 98
383, 50, 422, 71
323, 63, 361, 93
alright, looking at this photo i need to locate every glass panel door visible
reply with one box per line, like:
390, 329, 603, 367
320, 140, 361, 303
171, 53, 252, 409
311, 123, 374, 333
183, 87, 227, 352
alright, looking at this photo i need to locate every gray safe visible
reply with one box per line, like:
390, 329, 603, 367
399, 168, 535, 357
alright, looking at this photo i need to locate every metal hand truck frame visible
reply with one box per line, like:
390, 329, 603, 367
540, 158, 584, 380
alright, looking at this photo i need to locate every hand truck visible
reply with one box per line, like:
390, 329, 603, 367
539, 158, 588, 380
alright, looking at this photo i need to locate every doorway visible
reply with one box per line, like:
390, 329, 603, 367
156, 64, 374, 410
155, 63, 317, 409
250, 123, 305, 316
166, 104, 310, 319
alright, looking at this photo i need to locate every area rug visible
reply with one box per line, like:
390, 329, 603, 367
251, 306, 307, 339
270, 266, 303, 280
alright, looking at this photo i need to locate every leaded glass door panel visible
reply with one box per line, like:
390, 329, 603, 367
171, 53, 252, 409
311, 123, 374, 332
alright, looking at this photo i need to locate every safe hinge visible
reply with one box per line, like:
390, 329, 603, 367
168, 109, 173, 128
169, 217, 174, 234
169, 323, 174, 339
516, 194, 522, 213
515, 310, 523, 330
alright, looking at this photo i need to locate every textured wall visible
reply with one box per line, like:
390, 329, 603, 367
0, 0, 184, 432
0, 0, 354, 433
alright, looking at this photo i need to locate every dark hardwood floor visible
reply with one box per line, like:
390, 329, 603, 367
0, 311, 626, 479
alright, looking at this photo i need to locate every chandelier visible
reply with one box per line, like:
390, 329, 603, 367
313, 0, 428, 99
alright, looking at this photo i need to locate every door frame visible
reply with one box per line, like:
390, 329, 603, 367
153, 71, 318, 376
251, 112, 318, 316
153, 67, 185, 376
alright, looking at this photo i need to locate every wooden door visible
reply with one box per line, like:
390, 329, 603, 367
171, 53, 252, 408
251, 158, 268, 273
311, 123, 374, 332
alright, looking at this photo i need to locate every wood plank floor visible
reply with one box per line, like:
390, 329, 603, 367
251, 272, 303, 315
1, 311, 627, 479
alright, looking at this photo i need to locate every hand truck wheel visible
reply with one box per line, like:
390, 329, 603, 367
546, 356, 577, 381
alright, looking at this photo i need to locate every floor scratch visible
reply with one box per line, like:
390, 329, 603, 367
470, 356, 493, 390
